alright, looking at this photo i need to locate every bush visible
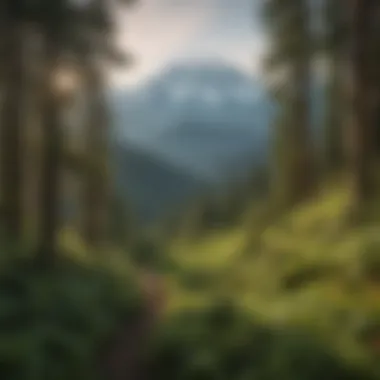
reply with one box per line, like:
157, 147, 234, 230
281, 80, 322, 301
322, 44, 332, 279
358, 241, 380, 282
0, 256, 143, 380
179, 269, 218, 291
149, 299, 374, 380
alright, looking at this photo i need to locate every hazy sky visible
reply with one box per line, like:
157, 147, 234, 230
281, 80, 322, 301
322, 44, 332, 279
111, 0, 265, 86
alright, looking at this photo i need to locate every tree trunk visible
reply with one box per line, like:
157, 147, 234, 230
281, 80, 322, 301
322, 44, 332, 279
267, 0, 315, 207
324, 0, 345, 173
324, 0, 347, 174
288, 0, 314, 203
37, 37, 62, 265
325, 58, 344, 173
82, 60, 110, 248
0, 21, 24, 241
368, 4, 380, 157
22, 27, 44, 245
349, 0, 376, 207
291, 59, 314, 201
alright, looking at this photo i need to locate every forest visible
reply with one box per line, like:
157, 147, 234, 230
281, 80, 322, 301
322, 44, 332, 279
0, 0, 380, 379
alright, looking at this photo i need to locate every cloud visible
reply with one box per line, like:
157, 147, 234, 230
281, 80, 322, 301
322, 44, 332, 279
110, 0, 213, 85
109, 0, 266, 86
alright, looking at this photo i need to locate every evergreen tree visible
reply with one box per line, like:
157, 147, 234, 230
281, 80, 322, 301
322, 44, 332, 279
373, 6, 380, 155
35, 0, 134, 258
37, 0, 73, 263
81, 63, 110, 247
349, 0, 379, 208
263, 0, 315, 206
0, 2, 27, 240
323, 0, 347, 173
78, 0, 134, 248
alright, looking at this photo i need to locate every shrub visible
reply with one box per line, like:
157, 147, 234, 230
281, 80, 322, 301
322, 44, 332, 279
0, 256, 142, 380
149, 299, 374, 380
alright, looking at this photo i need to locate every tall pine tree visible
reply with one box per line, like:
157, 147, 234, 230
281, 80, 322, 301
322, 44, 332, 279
323, 0, 347, 173
349, 0, 379, 210
264, 0, 315, 206
0, 2, 27, 241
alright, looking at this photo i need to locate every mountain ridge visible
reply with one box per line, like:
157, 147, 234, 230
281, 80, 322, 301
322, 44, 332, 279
110, 61, 275, 223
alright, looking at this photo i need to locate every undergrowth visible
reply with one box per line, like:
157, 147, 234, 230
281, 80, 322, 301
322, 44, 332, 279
2, 184, 380, 379
0, 248, 142, 380
162, 183, 380, 378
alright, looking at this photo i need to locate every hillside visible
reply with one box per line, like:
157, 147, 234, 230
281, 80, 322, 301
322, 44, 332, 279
110, 62, 272, 181
112, 142, 211, 224
162, 183, 380, 370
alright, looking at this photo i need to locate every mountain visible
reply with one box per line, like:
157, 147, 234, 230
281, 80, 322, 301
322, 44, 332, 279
110, 62, 274, 182
109, 61, 279, 223
109, 62, 327, 223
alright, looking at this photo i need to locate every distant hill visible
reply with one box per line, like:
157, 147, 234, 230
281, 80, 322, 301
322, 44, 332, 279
112, 142, 211, 224
109, 61, 323, 223
111, 61, 273, 179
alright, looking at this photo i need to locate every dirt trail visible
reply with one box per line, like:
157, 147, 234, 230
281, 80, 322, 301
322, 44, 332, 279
99, 270, 166, 380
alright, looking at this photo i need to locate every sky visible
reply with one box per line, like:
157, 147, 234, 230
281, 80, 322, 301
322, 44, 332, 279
111, 0, 265, 87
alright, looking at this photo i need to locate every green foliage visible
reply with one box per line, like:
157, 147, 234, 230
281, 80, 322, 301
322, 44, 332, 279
108, 194, 137, 249
159, 186, 380, 376
353, 240, 380, 283
0, 254, 142, 380
280, 262, 337, 291
178, 269, 218, 291
150, 300, 371, 380
130, 236, 163, 268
